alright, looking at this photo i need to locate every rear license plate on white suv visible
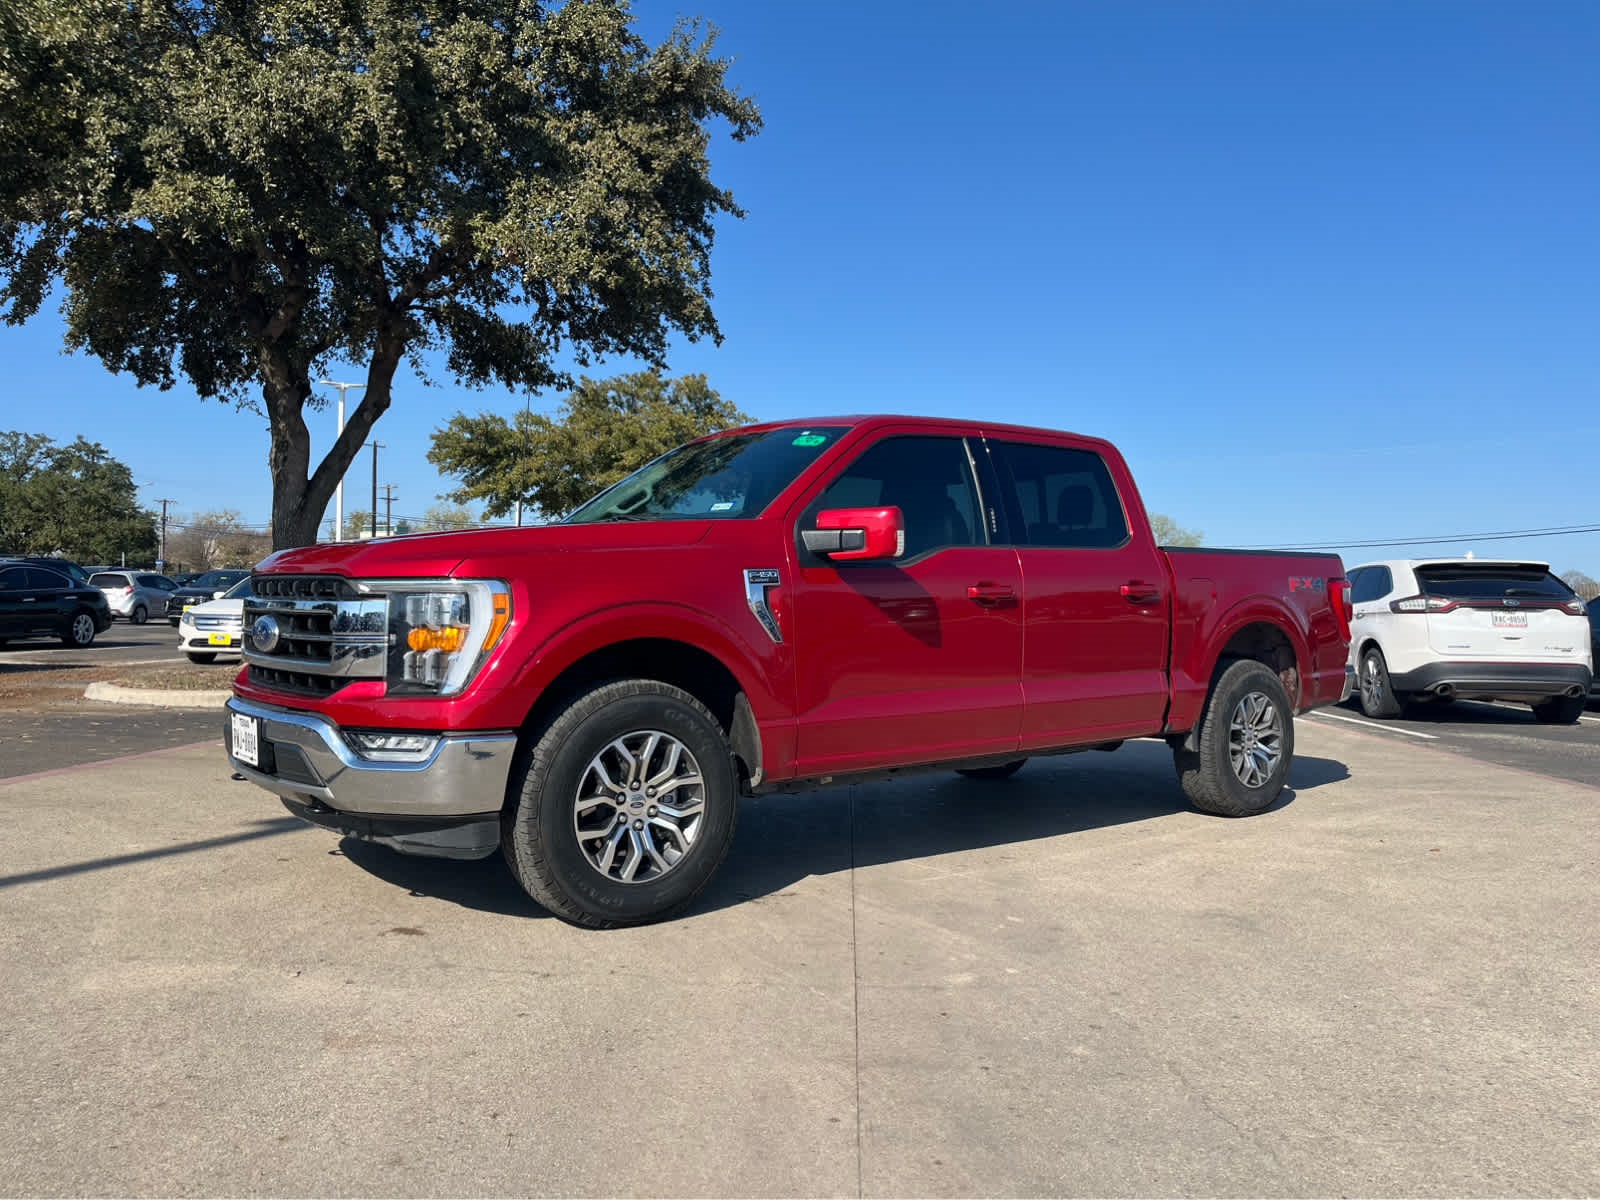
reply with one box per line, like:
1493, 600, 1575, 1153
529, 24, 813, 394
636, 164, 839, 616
231, 713, 259, 767
1491, 612, 1529, 628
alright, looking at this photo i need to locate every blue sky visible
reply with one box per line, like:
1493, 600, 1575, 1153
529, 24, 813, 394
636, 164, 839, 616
4, 0, 1597, 575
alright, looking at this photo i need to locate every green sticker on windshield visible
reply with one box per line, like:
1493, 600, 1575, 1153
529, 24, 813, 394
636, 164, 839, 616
792, 433, 828, 447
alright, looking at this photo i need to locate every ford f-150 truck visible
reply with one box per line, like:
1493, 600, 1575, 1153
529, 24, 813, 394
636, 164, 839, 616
225, 416, 1354, 927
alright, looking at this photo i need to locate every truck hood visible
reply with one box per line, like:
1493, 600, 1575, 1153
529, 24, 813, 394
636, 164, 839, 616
255, 520, 715, 578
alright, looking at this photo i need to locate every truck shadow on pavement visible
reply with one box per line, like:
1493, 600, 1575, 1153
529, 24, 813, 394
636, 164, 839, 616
333, 739, 1349, 922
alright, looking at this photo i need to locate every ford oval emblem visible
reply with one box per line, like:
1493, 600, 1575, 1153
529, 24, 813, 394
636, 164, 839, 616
250, 614, 281, 653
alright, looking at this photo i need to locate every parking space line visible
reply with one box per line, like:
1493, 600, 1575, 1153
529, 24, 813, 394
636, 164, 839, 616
1306, 711, 1439, 739
1476, 699, 1600, 725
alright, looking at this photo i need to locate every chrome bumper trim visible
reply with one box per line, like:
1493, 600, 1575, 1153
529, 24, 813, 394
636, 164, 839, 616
224, 696, 517, 819
1341, 664, 1356, 703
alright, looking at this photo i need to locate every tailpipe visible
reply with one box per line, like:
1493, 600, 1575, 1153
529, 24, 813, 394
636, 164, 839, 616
1564, 684, 1585, 699
1431, 683, 1455, 699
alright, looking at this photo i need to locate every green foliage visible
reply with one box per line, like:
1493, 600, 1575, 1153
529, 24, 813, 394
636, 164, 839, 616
0, 0, 760, 547
1149, 512, 1203, 547
0, 431, 157, 562
429, 370, 749, 519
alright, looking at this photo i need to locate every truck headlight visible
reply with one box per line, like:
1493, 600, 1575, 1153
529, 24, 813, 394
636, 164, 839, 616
380, 581, 511, 696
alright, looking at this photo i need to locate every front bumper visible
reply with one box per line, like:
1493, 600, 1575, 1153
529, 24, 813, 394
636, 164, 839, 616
181, 626, 242, 653
223, 696, 517, 859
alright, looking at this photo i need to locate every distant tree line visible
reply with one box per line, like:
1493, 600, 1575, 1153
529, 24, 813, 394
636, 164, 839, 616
0, 431, 156, 564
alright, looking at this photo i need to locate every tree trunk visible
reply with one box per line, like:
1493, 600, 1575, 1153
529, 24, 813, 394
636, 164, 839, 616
262, 343, 401, 550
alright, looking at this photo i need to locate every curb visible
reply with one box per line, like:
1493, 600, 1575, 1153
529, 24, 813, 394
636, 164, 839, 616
84, 682, 233, 710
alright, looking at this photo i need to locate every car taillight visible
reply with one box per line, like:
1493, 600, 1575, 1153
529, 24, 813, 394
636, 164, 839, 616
1562, 598, 1587, 615
1331, 578, 1352, 643
1390, 594, 1455, 614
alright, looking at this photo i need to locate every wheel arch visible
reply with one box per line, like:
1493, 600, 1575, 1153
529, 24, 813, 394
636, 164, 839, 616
510, 637, 766, 795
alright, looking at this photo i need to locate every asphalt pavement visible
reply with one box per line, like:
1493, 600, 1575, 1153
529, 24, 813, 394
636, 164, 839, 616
2, 717, 1597, 1197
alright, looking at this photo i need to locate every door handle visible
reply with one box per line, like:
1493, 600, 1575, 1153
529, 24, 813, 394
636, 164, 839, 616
1120, 582, 1162, 605
967, 583, 1015, 603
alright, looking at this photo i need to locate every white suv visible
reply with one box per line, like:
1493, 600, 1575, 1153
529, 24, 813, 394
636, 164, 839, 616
1347, 558, 1592, 724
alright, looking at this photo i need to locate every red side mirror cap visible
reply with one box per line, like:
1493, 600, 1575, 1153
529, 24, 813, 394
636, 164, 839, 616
803, 507, 904, 561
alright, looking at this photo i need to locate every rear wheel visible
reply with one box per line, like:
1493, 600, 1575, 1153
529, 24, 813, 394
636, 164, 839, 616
61, 611, 97, 648
130, 604, 148, 625
956, 759, 1027, 781
1531, 693, 1585, 725
1357, 646, 1404, 718
186, 652, 217, 664
502, 680, 740, 928
1174, 658, 1294, 817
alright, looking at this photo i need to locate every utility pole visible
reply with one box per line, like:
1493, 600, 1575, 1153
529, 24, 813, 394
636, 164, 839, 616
157, 499, 175, 569
318, 379, 366, 541
369, 442, 383, 538
381, 484, 398, 537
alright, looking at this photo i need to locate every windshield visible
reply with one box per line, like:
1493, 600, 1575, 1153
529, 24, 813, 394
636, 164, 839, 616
223, 578, 251, 599
195, 570, 246, 588
563, 427, 849, 524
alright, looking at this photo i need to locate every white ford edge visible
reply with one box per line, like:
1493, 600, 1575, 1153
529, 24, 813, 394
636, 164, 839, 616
1347, 558, 1592, 724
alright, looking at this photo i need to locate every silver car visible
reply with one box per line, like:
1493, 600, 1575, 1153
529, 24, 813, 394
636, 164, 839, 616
89, 570, 179, 625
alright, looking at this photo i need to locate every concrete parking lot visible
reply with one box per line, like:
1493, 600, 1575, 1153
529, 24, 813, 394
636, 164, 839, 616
2, 708, 1597, 1197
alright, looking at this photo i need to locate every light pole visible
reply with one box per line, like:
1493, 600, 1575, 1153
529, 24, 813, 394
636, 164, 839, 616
317, 379, 366, 540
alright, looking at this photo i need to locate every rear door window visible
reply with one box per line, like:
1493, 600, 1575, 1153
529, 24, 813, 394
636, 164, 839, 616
1351, 566, 1393, 603
989, 441, 1129, 548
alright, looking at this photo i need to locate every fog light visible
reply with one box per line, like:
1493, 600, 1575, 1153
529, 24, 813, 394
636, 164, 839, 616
345, 732, 441, 763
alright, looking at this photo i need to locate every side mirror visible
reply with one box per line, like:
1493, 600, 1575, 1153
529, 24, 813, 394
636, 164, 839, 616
802, 506, 904, 562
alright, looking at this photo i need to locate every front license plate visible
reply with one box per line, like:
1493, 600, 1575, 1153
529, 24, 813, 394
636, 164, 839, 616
1491, 611, 1529, 628
231, 713, 259, 767
208, 632, 234, 646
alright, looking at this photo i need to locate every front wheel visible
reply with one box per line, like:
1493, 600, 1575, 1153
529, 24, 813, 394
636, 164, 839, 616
130, 604, 148, 625
1174, 658, 1295, 817
60, 611, 97, 648
502, 680, 740, 928
1531, 693, 1586, 725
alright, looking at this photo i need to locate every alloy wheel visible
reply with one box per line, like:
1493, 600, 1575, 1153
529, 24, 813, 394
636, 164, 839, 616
572, 730, 705, 884
1227, 691, 1284, 788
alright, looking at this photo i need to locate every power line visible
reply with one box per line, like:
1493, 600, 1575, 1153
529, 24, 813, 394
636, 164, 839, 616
1248, 523, 1600, 552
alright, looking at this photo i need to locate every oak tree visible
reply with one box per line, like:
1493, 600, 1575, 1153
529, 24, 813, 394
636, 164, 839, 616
1, 0, 759, 547
429, 369, 747, 520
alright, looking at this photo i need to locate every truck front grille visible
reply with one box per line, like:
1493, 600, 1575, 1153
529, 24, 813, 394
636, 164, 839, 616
244, 575, 389, 697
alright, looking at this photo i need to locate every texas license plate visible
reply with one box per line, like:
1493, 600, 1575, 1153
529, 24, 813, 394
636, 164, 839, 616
1491, 611, 1528, 628
208, 633, 233, 646
231, 712, 259, 767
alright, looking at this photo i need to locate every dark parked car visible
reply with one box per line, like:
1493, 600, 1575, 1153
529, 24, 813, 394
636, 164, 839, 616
166, 569, 252, 625
0, 563, 114, 647
0, 556, 94, 586
1589, 605, 1600, 703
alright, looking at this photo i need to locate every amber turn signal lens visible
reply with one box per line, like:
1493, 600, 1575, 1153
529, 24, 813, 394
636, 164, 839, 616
407, 625, 465, 653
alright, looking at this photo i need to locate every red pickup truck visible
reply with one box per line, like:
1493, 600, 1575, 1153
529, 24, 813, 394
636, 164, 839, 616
226, 416, 1353, 927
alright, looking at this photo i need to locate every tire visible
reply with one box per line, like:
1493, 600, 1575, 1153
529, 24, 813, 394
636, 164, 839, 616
1357, 646, 1404, 719
502, 680, 740, 928
168, 618, 180, 627
956, 759, 1027, 781
186, 652, 217, 664
130, 604, 148, 625
1531, 693, 1586, 725
1174, 658, 1295, 817
61, 610, 97, 648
